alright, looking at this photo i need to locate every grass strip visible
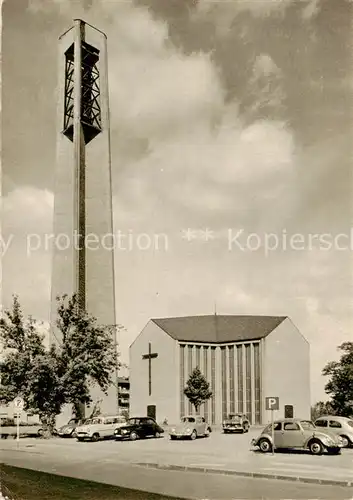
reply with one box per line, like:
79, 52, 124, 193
0, 464, 188, 500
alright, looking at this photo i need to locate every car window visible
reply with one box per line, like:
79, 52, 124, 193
182, 417, 195, 423
300, 421, 315, 430
314, 419, 327, 427
146, 419, 155, 425
273, 422, 282, 431
128, 418, 137, 425
329, 420, 342, 428
283, 422, 300, 431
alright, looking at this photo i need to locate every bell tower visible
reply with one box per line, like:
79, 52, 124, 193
50, 20, 117, 415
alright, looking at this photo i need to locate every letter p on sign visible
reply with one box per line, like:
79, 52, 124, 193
265, 397, 279, 410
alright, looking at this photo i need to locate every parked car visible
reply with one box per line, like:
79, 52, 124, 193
169, 415, 211, 440
57, 418, 85, 438
223, 413, 250, 434
75, 415, 126, 442
314, 416, 353, 448
0, 419, 43, 439
251, 418, 344, 455
114, 417, 164, 441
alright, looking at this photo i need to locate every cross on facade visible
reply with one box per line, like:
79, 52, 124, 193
142, 342, 158, 396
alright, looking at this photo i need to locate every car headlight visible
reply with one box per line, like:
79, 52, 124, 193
322, 436, 334, 445
171, 427, 176, 432
85, 428, 90, 433
121, 429, 128, 434
186, 427, 191, 433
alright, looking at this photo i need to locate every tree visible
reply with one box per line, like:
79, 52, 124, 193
311, 400, 335, 421
184, 367, 212, 413
0, 296, 64, 436
0, 294, 122, 435
322, 342, 353, 417
53, 293, 120, 420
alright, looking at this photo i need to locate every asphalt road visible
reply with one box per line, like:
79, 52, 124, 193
1, 452, 352, 500
1, 429, 353, 499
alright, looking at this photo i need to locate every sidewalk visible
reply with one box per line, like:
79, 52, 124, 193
133, 450, 353, 487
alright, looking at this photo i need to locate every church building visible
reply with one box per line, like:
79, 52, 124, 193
129, 315, 310, 426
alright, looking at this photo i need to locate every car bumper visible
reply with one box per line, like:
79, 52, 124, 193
169, 433, 192, 438
223, 426, 243, 431
76, 433, 91, 440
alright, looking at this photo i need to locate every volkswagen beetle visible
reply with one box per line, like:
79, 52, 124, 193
169, 415, 211, 440
251, 418, 343, 455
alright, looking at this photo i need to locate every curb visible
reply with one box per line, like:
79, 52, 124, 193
133, 462, 353, 488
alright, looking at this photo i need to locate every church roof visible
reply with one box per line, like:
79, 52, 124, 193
151, 315, 287, 344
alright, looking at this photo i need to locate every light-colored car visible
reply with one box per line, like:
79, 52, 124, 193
251, 418, 344, 455
314, 416, 353, 448
75, 415, 126, 442
223, 413, 250, 434
57, 418, 84, 438
169, 415, 211, 440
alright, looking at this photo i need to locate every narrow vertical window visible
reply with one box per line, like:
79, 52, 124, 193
221, 347, 227, 420
237, 345, 243, 413
203, 346, 209, 422
211, 347, 216, 424
180, 345, 185, 418
229, 345, 235, 413
254, 343, 261, 424
245, 344, 252, 423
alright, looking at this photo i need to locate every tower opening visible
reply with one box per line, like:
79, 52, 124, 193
63, 41, 102, 143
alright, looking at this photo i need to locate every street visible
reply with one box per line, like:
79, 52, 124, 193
1, 429, 353, 499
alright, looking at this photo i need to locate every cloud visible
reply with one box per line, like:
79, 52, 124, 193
301, 0, 322, 21
193, 0, 294, 37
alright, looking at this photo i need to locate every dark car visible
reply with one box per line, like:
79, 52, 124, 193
114, 417, 164, 441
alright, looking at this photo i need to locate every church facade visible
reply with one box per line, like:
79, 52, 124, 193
129, 315, 310, 426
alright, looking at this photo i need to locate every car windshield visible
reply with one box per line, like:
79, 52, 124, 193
300, 420, 315, 430
229, 414, 241, 420
128, 418, 139, 425
181, 417, 195, 423
84, 418, 101, 425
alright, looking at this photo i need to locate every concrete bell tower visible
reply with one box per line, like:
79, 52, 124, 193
50, 20, 117, 415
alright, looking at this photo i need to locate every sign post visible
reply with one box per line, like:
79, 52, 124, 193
13, 397, 24, 447
265, 397, 279, 455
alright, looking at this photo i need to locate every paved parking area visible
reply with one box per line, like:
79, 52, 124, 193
1, 428, 352, 484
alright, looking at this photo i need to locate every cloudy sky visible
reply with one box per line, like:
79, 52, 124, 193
2, 0, 352, 402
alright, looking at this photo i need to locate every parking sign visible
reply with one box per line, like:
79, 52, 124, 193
265, 397, 279, 411
13, 397, 24, 411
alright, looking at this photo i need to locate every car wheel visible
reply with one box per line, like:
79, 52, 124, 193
91, 433, 100, 442
327, 447, 341, 455
258, 438, 272, 453
130, 431, 138, 441
190, 430, 197, 440
309, 440, 324, 455
77, 437, 84, 442
155, 431, 161, 438
204, 428, 210, 437
340, 435, 350, 448
170, 435, 177, 440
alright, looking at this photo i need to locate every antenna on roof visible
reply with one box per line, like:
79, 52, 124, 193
214, 300, 219, 339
